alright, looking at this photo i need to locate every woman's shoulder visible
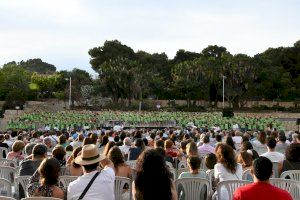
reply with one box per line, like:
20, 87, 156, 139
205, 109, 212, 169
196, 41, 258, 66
52, 185, 64, 199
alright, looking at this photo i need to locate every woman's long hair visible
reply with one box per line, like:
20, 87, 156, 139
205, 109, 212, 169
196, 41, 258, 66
216, 144, 237, 173
135, 149, 173, 200
39, 158, 61, 186
108, 146, 125, 174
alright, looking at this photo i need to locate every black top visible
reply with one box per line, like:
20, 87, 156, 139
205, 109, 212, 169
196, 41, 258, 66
19, 159, 43, 176
282, 160, 300, 172
128, 147, 143, 160
0, 142, 9, 158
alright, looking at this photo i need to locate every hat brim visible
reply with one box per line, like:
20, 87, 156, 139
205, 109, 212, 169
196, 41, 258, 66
74, 154, 106, 165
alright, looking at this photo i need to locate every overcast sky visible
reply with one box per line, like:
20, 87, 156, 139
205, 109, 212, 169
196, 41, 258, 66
0, 0, 299, 74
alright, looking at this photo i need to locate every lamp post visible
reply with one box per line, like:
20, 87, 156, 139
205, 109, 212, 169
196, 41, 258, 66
222, 75, 226, 108
65, 77, 72, 109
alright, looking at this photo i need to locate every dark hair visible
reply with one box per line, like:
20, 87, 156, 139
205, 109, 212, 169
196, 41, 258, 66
225, 136, 236, 150
187, 156, 201, 170
120, 132, 126, 141
135, 138, 145, 150
83, 137, 94, 145
39, 158, 60, 186
253, 157, 273, 181
72, 146, 82, 168
103, 141, 116, 156
100, 135, 109, 147
114, 135, 120, 143
285, 143, 300, 162
66, 145, 73, 152
52, 146, 66, 162
237, 151, 253, 168
58, 135, 67, 145
107, 146, 125, 174
33, 144, 47, 157
205, 153, 217, 169
150, 133, 156, 140
135, 149, 173, 200
278, 134, 286, 142
216, 134, 222, 142
266, 138, 276, 149
142, 138, 148, 146
90, 133, 98, 144
257, 131, 267, 144
82, 162, 99, 172
155, 140, 164, 148
216, 144, 237, 173
203, 135, 210, 144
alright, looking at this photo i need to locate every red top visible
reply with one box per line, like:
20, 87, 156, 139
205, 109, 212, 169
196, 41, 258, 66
233, 182, 293, 200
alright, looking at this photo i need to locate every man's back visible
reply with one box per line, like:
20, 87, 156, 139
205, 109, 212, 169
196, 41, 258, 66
19, 159, 42, 176
233, 182, 293, 200
67, 167, 115, 200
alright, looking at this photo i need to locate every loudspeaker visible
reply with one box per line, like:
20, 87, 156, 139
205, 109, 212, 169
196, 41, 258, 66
297, 118, 300, 125
222, 108, 234, 118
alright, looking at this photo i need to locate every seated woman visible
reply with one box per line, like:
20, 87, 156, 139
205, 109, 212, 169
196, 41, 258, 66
280, 143, 300, 173
65, 146, 83, 176
165, 139, 180, 158
237, 151, 253, 170
6, 140, 25, 163
128, 139, 145, 160
108, 146, 131, 178
178, 156, 207, 178
214, 144, 243, 200
28, 158, 64, 199
204, 153, 217, 170
132, 149, 177, 200
240, 141, 259, 160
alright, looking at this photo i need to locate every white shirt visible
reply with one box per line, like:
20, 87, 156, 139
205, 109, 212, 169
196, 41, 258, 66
261, 151, 285, 163
119, 145, 131, 155
232, 136, 242, 144
214, 163, 243, 182
68, 167, 115, 200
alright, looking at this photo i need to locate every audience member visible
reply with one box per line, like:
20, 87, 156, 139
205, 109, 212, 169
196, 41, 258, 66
261, 138, 285, 163
233, 157, 292, 200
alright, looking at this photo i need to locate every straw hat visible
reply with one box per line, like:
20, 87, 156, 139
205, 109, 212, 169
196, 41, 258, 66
74, 144, 106, 165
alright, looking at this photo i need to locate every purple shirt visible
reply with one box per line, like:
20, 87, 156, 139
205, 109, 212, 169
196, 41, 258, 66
198, 143, 215, 155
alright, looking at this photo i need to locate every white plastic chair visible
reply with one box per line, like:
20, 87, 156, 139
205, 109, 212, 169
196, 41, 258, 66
59, 176, 78, 189
15, 176, 31, 198
280, 170, 300, 181
21, 197, 62, 200
0, 178, 12, 197
126, 160, 137, 170
0, 147, 8, 159
175, 177, 210, 200
165, 161, 174, 170
206, 169, 215, 195
114, 176, 132, 200
242, 169, 253, 181
0, 196, 15, 200
0, 166, 16, 183
168, 167, 176, 180
270, 178, 300, 199
216, 180, 251, 200
0, 159, 18, 168
177, 168, 188, 179
272, 162, 280, 178
178, 161, 187, 169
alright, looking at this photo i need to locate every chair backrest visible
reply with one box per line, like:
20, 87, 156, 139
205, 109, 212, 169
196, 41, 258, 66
0, 158, 18, 168
217, 180, 251, 200
177, 168, 189, 179
165, 161, 174, 170
206, 169, 214, 195
270, 178, 300, 199
178, 161, 187, 169
272, 162, 280, 178
280, 170, 300, 181
254, 146, 267, 155
0, 147, 8, 159
59, 176, 78, 189
0, 178, 12, 197
126, 160, 137, 170
242, 169, 253, 181
15, 176, 31, 198
175, 178, 210, 200
59, 166, 68, 176
21, 197, 62, 200
168, 167, 176, 180
0, 166, 16, 183
0, 196, 15, 200
114, 176, 132, 200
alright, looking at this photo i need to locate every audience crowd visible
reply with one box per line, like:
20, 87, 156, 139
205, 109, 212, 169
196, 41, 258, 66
0, 124, 299, 200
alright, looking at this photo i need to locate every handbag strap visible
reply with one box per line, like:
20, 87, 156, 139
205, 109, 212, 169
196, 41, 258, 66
78, 171, 100, 200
